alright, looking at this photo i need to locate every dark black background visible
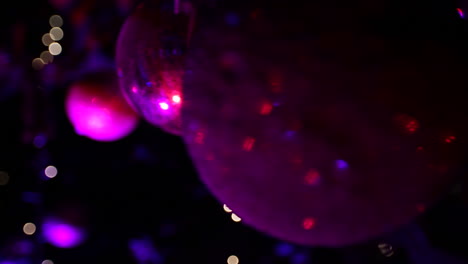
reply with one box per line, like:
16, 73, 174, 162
1, 0, 468, 263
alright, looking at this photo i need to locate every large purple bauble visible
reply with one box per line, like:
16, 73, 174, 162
116, 1, 189, 135
182, 1, 467, 246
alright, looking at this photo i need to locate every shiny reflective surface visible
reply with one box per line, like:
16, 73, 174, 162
116, 1, 189, 135
182, 3, 467, 246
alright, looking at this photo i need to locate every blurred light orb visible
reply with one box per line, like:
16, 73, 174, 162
42, 33, 54, 46
65, 71, 139, 142
42, 260, 54, 264
182, 2, 466, 246
44, 165, 58, 178
49, 15, 63, 27
23, 223, 36, 235
116, 1, 189, 135
227, 255, 239, 264
42, 218, 86, 248
50, 27, 64, 41
48, 42, 62, 55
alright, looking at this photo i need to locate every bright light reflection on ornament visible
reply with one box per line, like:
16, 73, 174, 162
172, 95, 181, 103
42, 219, 85, 248
223, 204, 232, 213
159, 102, 169, 110
231, 213, 242, 222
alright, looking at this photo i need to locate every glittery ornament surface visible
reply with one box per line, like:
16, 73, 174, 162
182, 1, 468, 246
116, 1, 189, 135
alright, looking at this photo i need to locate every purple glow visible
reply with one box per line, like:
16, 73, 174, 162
65, 81, 139, 142
129, 238, 161, 263
335, 159, 349, 170
457, 8, 465, 18
42, 219, 85, 248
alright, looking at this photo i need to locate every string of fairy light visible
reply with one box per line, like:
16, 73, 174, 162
32, 15, 64, 71
23, 13, 64, 264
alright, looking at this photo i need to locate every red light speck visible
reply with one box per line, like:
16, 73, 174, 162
416, 204, 426, 213
195, 131, 205, 144
445, 135, 456, 143
416, 146, 424, 151
260, 102, 273, 115
242, 137, 256, 151
303, 218, 316, 230
304, 169, 320, 185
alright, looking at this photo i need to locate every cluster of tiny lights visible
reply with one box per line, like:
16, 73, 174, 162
32, 15, 64, 70
227, 255, 239, 264
23, 222, 37, 235
45, 165, 58, 178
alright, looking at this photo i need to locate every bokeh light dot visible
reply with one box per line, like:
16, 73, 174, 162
42, 33, 54, 46
172, 95, 181, 103
45, 166, 58, 178
23, 223, 36, 235
223, 204, 232, 213
40, 51, 54, 64
42, 260, 54, 264
32, 58, 45, 70
0, 171, 9, 186
50, 27, 64, 41
159, 102, 169, 110
302, 217, 316, 230
231, 213, 242, 222
49, 42, 62, 55
49, 15, 63, 27
227, 255, 239, 264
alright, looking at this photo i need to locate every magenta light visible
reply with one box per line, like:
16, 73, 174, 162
65, 78, 139, 142
42, 219, 85, 248
457, 8, 465, 18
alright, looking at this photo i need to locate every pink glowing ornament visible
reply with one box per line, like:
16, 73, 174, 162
182, 1, 467, 246
42, 218, 86, 248
65, 71, 139, 142
116, 0, 193, 135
